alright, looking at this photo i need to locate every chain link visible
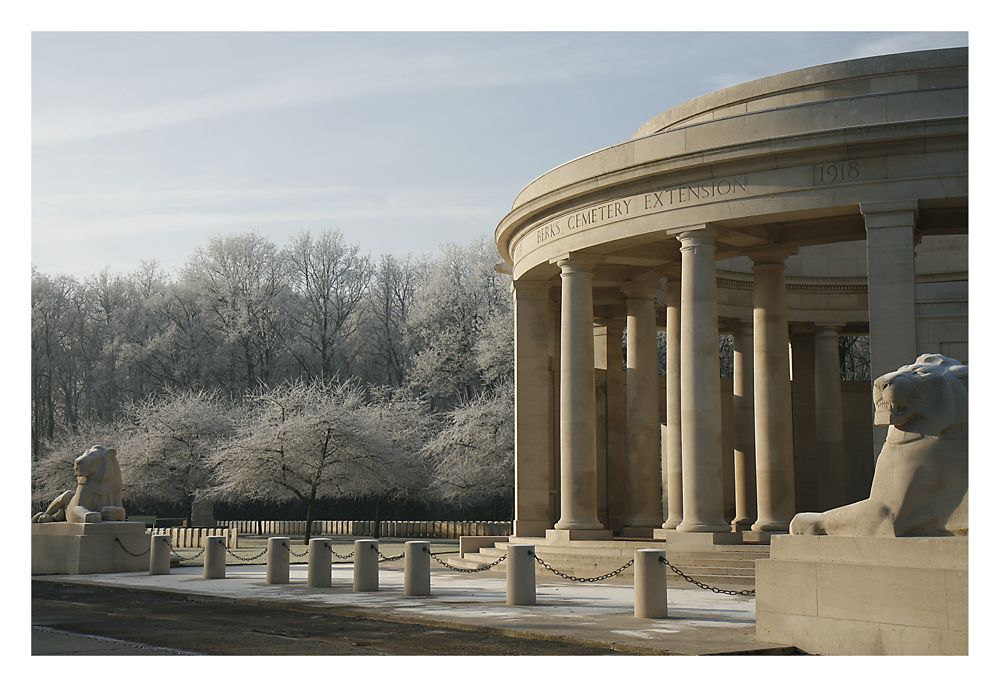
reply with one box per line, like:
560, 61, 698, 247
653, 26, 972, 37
113, 537, 150, 557
284, 541, 309, 558
322, 541, 355, 559
423, 546, 507, 573
658, 555, 755, 596
225, 545, 267, 562
167, 543, 205, 561
378, 550, 406, 562
528, 550, 634, 583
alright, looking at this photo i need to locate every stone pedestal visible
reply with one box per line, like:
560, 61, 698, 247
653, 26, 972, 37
32, 521, 149, 575
634, 549, 668, 618
353, 539, 379, 592
506, 544, 536, 606
756, 535, 968, 655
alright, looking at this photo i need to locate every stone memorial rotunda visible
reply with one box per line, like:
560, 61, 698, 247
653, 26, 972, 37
494, 47, 968, 542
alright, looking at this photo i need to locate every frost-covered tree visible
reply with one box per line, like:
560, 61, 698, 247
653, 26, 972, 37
181, 232, 293, 393
408, 238, 511, 408
359, 253, 422, 386
422, 379, 514, 513
285, 229, 373, 380
207, 379, 414, 542
364, 385, 439, 529
31, 420, 127, 512
117, 388, 234, 522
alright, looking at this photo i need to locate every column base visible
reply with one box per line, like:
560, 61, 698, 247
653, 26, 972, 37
545, 529, 614, 542
732, 519, 755, 532
660, 519, 682, 531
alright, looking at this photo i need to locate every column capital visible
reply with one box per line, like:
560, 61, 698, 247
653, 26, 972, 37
552, 252, 600, 272
813, 322, 845, 334
674, 225, 718, 249
620, 281, 661, 301
860, 200, 919, 229
747, 244, 798, 266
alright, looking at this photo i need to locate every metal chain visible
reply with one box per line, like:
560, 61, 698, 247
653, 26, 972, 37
378, 551, 406, 562
658, 555, 755, 596
284, 541, 309, 558
528, 550, 634, 583
113, 537, 150, 557
322, 542, 355, 559
167, 543, 204, 561
423, 546, 507, 573
225, 545, 267, 562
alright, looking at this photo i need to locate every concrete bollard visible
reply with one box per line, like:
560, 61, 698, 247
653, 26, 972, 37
403, 540, 431, 596
266, 537, 291, 584
506, 544, 535, 606
354, 538, 379, 592
149, 534, 171, 576
307, 538, 333, 588
634, 549, 668, 618
203, 535, 226, 579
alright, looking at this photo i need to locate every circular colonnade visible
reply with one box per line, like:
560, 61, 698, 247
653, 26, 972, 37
495, 48, 968, 539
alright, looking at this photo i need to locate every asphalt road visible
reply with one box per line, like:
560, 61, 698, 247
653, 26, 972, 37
32, 581, 618, 656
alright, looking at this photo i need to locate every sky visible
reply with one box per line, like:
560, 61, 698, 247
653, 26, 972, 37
27, 24, 970, 280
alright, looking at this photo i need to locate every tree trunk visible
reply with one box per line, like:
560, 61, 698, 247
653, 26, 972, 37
304, 496, 315, 545
373, 494, 384, 539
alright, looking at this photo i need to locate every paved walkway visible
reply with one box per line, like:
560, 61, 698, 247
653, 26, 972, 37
33, 560, 793, 655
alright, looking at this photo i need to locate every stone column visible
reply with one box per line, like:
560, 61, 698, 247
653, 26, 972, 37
861, 201, 918, 458
554, 257, 604, 531
661, 278, 683, 530
513, 280, 554, 537
621, 281, 664, 535
731, 321, 756, 530
595, 321, 627, 531
814, 324, 848, 510
751, 246, 798, 533
675, 227, 730, 533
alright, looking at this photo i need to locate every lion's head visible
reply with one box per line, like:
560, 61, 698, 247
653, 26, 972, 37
73, 445, 123, 495
873, 354, 968, 436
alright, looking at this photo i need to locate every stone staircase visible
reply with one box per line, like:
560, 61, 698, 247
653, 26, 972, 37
447, 536, 768, 589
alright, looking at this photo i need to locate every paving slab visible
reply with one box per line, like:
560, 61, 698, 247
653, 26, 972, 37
32, 560, 794, 655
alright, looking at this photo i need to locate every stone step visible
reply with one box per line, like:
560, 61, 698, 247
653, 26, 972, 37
508, 536, 771, 552
488, 542, 769, 561
444, 554, 756, 586
457, 550, 757, 578
468, 547, 759, 570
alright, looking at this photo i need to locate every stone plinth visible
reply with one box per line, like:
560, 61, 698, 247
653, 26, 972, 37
756, 535, 967, 655
545, 528, 613, 541
32, 521, 149, 575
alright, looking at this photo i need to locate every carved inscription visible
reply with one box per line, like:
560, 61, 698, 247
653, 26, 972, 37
529, 174, 750, 250
815, 160, 861, 184
643, 176, 748, 209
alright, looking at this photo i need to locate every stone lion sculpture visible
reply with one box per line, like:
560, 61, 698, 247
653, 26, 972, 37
32, 445, 127, 524
790, 354, 968, 537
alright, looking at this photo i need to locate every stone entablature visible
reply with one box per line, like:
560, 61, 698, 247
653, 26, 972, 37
497, 47, 967, 282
